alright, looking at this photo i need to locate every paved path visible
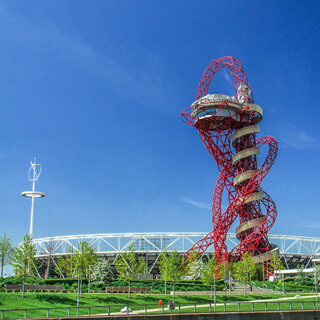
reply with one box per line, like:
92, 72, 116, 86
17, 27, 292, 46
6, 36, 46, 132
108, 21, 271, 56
110, 294, 319, 316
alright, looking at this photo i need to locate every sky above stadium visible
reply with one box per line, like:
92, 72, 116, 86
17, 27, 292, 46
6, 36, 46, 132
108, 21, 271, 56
0, 1, 320, 247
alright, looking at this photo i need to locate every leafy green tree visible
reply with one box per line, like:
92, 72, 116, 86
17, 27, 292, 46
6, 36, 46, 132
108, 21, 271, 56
295, 265, 310, 285
218, 260, 233, 280
0, 233, 14, 278
114, 245, 145, 279
74, 241, 97, 278
114, 255, 130, 279
313, 265, 320, 287
269, 251, 284, 276
91, 259, 113, 286
158, 250, 169, 281
203, 256, 218, 282
203, 256, 220, 298
137, 257, 147, 274
169, 250, 182, 279
12, 234, 37, 297
55, 253, 76, 278
233, 252, 257, 296
44, 240, 55, 279
158, 250, 182, 298
124, 245, 138, 275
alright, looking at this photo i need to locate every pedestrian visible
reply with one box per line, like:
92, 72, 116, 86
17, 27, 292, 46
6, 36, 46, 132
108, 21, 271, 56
158, 299, 162, 312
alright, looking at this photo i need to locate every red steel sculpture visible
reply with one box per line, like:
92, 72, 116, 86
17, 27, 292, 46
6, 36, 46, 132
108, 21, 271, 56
181, 56, 278, 263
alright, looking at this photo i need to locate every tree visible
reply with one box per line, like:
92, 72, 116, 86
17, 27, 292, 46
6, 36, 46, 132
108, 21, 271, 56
73, 241, 97, 278
44, 240, 55, 279
12, 234, 37, 277
313, 265, 320, 286
114, 245, 145, 279
55, 254, 76, 278
91, 259, 113, 286
158, 250, 169, 281
233, 252, 257, 296
203, 256, 220, 298
182, 250, 198, 277
295, 265, 310, 285
269, 251, 284, 276
158, 250, 182, 298
188, 258, 206, 280
124, 245, 138, 276
218, 260, 233, 280
12, 234, 37, 298
137, 257, 147, 275
0, 233, 13, 278
114, 255, 130, 279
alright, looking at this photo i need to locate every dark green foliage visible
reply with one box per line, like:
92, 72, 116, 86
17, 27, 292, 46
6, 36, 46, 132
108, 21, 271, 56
254, 280, 315, 292
1, 276, 225, 293
296, 272, 313, 286
43, 278, 88, 285
0, 233, 13, 278
105, 278, 224, 292
35, 294, 75, 304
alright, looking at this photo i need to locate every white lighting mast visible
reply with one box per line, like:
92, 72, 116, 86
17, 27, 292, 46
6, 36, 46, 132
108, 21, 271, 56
21, 158, 45, 238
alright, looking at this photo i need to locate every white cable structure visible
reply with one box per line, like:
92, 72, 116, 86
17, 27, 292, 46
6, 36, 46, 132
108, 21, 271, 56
21, 158, 45, 237
32, 232, 320, 257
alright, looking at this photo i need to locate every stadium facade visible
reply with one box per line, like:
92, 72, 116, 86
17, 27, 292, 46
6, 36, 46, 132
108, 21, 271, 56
32, 232, 320, 277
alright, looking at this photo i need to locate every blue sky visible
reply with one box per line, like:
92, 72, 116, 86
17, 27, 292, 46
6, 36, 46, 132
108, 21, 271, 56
0, 1, 320, 247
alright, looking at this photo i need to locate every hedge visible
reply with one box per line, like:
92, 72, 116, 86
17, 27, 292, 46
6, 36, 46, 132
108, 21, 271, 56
0, 276, 225, 293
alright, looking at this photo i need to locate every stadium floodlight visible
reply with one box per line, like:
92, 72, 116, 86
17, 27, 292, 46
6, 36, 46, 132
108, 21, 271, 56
21, 158, 45, 237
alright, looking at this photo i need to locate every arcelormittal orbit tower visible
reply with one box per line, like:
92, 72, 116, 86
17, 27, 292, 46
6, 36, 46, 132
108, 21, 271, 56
181, 56, 278, 263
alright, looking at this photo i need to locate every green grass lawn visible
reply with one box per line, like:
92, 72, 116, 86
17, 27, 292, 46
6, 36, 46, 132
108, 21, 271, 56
0, 292, 290, 309
161, 301, 318, 315
145, 297, 319, 315
0, 292, 317, 319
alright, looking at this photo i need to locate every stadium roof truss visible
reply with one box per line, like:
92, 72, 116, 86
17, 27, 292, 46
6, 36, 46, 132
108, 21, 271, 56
32, 232, 320, 259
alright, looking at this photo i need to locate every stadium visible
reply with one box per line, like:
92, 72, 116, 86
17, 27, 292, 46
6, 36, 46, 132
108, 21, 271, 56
32, 232, 320, 277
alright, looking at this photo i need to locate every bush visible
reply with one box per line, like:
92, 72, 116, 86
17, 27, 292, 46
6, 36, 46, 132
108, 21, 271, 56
71, 283, 78, 292
253, 280, 314, 293
43, 278, 88, 285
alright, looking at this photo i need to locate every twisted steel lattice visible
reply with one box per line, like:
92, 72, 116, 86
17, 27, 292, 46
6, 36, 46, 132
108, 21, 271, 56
181, 56, 278, 263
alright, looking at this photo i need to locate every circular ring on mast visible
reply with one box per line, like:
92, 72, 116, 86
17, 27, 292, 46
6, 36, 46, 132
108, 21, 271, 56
21, 191, 46, 198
